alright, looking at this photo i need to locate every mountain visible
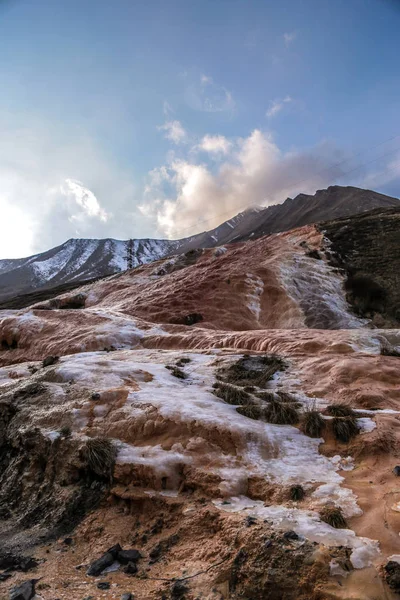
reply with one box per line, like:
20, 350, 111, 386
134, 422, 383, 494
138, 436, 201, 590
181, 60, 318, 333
0, 185, 398, 304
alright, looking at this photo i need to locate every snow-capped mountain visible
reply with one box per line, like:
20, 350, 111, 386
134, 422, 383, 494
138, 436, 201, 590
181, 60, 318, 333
0, 186, 398, 305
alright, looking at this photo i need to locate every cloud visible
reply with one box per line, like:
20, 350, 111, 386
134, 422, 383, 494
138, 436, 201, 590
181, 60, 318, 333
266, 96, 293, 118
158, 120, 187, 144
185, 75, 235, 113
140, 129, 349, 239
283, 31, 297, 46
198, 134, 232, 155
61, 179, 110, 223
0, 112, 139, 258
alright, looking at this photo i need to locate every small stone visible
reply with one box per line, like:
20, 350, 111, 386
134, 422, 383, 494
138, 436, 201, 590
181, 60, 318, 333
91, 392, 101, 401
9, 580, 37, 600
171, 581, 188, 599
121, 594, 133, 600
393, 466, 400, 476
97, 582, 111, 590
63, 537, 73, 546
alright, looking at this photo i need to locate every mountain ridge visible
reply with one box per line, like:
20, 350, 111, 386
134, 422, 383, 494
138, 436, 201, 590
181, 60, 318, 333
0, 185, 398, 303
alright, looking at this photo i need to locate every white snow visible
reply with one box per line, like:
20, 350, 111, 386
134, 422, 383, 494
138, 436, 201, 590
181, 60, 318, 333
356, 417, 377, 434
214, 496, 379, 569
245, 273, 264, 322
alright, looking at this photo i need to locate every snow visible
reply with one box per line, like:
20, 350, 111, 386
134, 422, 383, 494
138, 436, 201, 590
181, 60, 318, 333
280, 244, 367, 329
356, 417, 377, 434
214, 496, 379, 569
245, 273, 264, 321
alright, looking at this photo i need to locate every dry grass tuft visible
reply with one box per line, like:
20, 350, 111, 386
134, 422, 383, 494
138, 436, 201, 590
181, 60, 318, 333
319, 505, 347, 529
84, 437, 117, 478
326, 404, 355, 417
236, 405, 265, 421
212, 382, 252, 406
217, 354, 286, 389
59, 425, 72, 438
290, 484, 305, 501
264, 400, 299, 425
302, 410, 325, 438
332, 416, 359, 443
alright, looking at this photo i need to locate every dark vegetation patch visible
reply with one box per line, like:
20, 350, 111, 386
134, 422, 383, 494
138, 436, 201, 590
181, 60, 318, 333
264, 400, 299, 425
212, 382, 252, 406
169, 313, 204, 326
332, 416, 360, 443
344, 274, 387, 316
216, 354, 286, 389
319, 505, 347, 529
165, 365, 187, 379
289, 485, 305, 502
385, 560, 400, 593
42, 355, 59, 368
306, 249, 322, 260
302, 410, 325, 438
326, 404, 355, 417
13, 382, 46, 400
45, 292, 87, 310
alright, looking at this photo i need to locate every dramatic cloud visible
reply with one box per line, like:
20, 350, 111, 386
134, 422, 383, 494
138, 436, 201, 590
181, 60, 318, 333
0, 112, 139, 258
185, 75, 235, 113
158, 120, 187, 144
140, 129, 349, 239
266, 96, 293, 118
283, 31, 297, 46
198, 135, 232, 155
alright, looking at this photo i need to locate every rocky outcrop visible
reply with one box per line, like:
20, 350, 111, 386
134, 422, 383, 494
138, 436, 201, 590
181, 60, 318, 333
321, 207, 400, 325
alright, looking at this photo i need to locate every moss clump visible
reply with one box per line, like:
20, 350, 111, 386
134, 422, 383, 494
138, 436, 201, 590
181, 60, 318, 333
302, 410, 325, 438
319, 505, 347, 529
332, 416, 359, 443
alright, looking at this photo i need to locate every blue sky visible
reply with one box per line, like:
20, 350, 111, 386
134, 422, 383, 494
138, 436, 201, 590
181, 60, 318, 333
0, 0, 399, 257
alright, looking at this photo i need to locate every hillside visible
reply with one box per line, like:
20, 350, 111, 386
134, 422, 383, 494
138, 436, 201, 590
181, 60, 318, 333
0, 185, 397, 305
1, 203, 400, 600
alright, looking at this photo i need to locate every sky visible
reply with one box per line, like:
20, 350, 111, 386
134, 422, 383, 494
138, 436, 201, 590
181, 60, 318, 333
0, 0, 399, 258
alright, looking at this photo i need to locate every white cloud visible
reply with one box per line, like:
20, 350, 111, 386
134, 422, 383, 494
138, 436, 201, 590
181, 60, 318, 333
266, 96, 293, 118
141, 129, 349, 239
0, 112, 139, 258
185, 75, 235, 113
284, 31, 297, 46
163, 101, 174, 117
61, 178, 110, 223
199, 135, 232, 155
158, 120, 187, 144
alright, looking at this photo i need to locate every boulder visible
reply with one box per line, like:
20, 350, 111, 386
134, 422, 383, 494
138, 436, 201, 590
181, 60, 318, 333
117, 549, 141, 564
9, 580, 37, 600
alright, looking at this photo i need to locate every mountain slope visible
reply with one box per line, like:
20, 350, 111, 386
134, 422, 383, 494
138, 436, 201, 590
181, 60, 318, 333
0, 186, 398, 303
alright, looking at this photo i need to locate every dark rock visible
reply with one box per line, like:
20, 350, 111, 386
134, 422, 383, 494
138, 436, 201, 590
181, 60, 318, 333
0, 553, 38, 572
306, 249, 322, 260
393, 466, 400, 476
117, 549, 141, 564
42, 355, 59, 368
97, 582, 111, 590
0, 572, 12, 581
121, 594, 133, 600
385, 561, 400, 592
283, 531, 299, 541
184, 313, 203, 326
91, 392, 101, 401
107, 543, 122, 558
123, 562, 138, 575
86, 552, 115, 576
9, 580, 37, 600
171, 581, 188, 599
